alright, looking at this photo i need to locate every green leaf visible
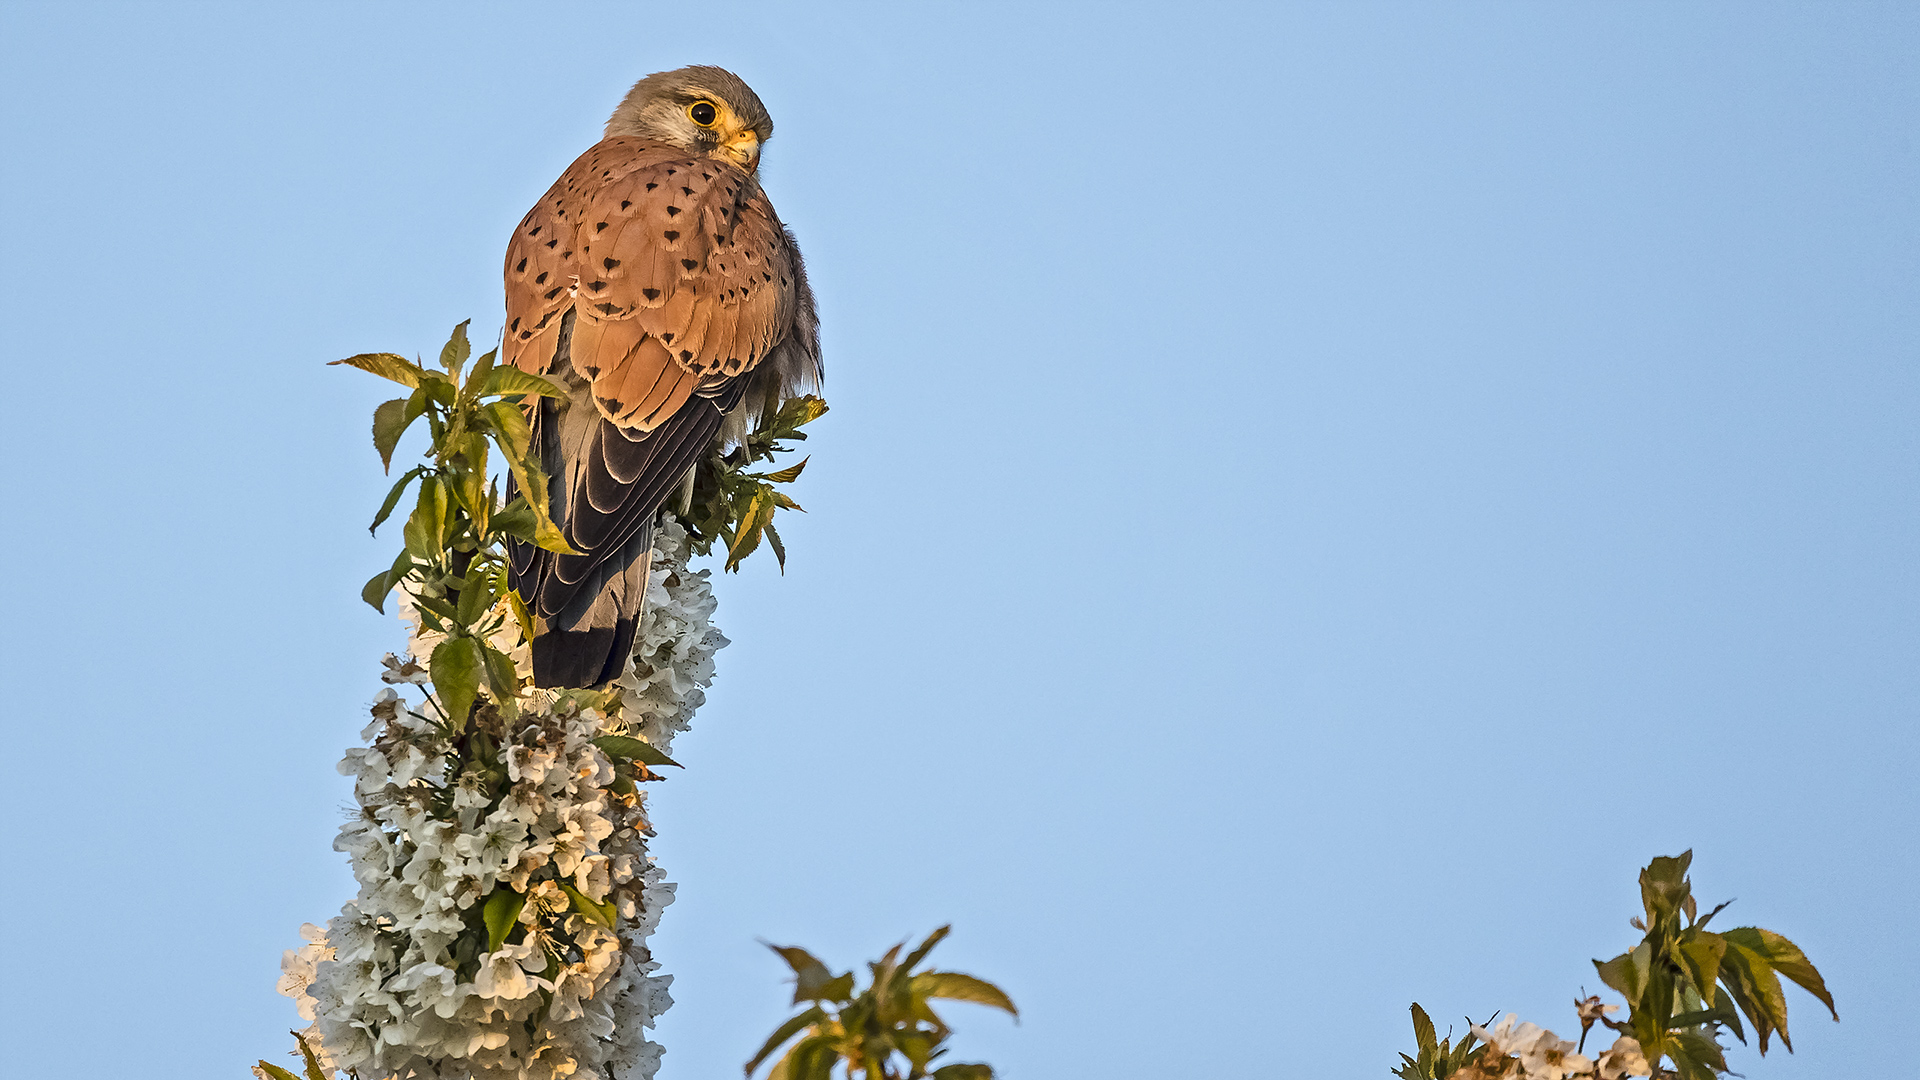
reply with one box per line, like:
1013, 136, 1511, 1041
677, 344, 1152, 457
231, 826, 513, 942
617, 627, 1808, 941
744, 1006, 825, 1077
767, 944, 847, 1004
592, 734, 681, 769
420, 371, 456, 407
1719, 937, 1788, 1052
558, 881, 616, 928
608, 767, 636, 797
482, 644, 519, 703
483, 400, 533, 462
1721, 926, 1837, 1023
763, 522, 786, 573
370, 466, 427, 535
430, 636, 484, 728
789, 1035, 840, 1080
1694, 897, 1735, 931
1669, 1027, 1729, 1080
1594, 950, 1642, 1007
767, 1034, 835, 1080
911, 972, 1018, 1018
931, 1065, 994, 1080
505, 586, 536, 643
895, 1030, 935, 1075
778, 394, 829, 430
453, 449, 489, 526
295, 1031, 329, 1080
361, 549, 415, 613
361, 570, 394, 613
726, 489, 772, 571
868, 942, 904, 1003
1677, 932, 1726, 1005
766, 943, 829, 981
404, 381, 432, 421
901, 925, 950, 974
1713, 982, 1748, 1045
1411, 1003, 1438, 1058
372, 397, 416, 472
413, 592, 459, 622
762, 456, 809, 484
256, 1063, 302, 1080
1640, 851, 1693, 924
483, 887, 527, 953
482, 365, 568, 399
486, 401, 578, 555
403, 476, 449, 558
330, 351, 422, 388
440, 320, 472, 378
463, 345, 497, 403
454, 567, 496, 628
817, 971, 855, 1003
491, 500, 537, 543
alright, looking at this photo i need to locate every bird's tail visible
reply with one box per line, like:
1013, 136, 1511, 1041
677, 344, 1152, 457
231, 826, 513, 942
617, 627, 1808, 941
527, 539, 653, 690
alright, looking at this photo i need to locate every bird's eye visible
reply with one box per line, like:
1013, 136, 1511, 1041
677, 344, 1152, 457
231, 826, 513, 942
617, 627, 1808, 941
688, 101, 718, 128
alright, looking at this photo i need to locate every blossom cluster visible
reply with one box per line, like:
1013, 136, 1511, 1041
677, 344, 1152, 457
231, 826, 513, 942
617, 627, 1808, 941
1465, 1014, 1651, 1080
611, 521, 728, 754
275, 520, 725, 1080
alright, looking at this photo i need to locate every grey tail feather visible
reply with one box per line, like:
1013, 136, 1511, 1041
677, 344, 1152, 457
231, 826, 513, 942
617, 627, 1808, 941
531, 544, 654, 689
532, 619, 640, 689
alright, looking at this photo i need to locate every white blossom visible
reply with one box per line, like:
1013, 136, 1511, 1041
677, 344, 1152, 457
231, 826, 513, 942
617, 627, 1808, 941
380, 652, 431, 685
1473, 1015, 1595, 1079
275, 923, 332, 1020
279, 520, 708, 1079
1595, 1036, 1651, 1079
613, 519, 728, 755
1468, 1014, 1654, 1080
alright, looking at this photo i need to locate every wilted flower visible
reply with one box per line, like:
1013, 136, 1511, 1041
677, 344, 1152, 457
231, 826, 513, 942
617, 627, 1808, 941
1574, 996, 1618, 1026
1594, 1036, 1650, 1079
379, 652, 431, 685
1573, 994, 1619, 1054
363, 688, 406, 739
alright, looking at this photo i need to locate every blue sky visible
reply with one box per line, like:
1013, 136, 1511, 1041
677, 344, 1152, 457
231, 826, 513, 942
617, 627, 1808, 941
0, 3, 1912, 1077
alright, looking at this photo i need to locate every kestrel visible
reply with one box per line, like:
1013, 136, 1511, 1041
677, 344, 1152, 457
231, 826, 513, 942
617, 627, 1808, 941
502, 66, 821, 688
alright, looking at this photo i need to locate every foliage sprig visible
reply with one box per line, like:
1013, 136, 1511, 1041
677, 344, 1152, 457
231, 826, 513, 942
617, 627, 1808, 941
681, 394, 829, 572
1395, 851, 1837, 1080
332, 321, 574, 727
1589, 850, 1837, 1078
1393, 1005, 1490, 1080
747, 926, 1016, 1080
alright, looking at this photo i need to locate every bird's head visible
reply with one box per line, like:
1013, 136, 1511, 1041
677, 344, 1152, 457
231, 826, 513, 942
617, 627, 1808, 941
605, 65, 773, 173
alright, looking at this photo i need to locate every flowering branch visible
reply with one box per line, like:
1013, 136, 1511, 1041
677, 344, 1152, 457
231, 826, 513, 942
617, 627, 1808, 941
262, 323, 817, 1080
1394, 852, 1837, 1080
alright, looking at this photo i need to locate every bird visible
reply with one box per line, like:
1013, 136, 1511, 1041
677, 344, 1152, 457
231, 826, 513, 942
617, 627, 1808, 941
501, 65, 821, 689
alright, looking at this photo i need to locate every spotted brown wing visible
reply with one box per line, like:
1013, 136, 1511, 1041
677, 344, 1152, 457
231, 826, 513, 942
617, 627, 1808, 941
503, 136, 795, 430
500, 138, 799, 685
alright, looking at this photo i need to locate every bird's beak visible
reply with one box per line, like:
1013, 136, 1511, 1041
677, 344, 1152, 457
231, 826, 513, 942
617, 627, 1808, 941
721, 131, 761, 172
